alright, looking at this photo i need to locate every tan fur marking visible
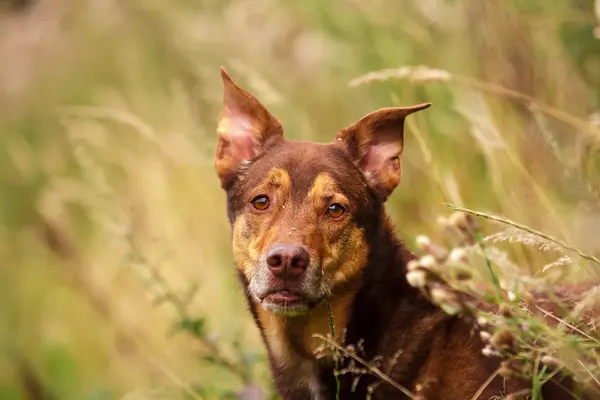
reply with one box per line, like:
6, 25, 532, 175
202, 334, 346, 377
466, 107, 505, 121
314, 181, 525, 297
303, 290, 356, 354
301, 173, 368, 354
309, 173, 369, 283
256, 307, 292, 361
232, 168, 291, 280
252, 168, 291, 202
308, 173, 346, 211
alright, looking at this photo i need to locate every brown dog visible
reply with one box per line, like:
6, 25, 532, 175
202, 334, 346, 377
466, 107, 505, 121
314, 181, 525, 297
213, 68, 586, 399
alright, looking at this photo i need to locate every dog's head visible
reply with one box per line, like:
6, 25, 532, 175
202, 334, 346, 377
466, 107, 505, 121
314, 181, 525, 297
215, 68, 430, 316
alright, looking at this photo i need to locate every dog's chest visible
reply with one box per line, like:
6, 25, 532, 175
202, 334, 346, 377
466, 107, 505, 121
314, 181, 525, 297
270, 356, 328, 399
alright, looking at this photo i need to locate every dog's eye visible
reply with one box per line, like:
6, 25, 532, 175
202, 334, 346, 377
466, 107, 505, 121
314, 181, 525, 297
327, 203, 345, 218
251, 195, 270, 211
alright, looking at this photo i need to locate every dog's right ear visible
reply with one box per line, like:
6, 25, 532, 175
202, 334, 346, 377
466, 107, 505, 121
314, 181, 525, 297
215, 67, 284, 190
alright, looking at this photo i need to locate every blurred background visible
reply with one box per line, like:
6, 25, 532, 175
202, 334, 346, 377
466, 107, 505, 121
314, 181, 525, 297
0, 0, 599, 399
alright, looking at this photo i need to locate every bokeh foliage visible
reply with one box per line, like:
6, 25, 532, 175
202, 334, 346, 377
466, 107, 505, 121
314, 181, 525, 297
0, 0, 599, 399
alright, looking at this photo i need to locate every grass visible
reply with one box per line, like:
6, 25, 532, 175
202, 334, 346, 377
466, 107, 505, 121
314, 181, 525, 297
406, 209, 600, 398
0, 0, 599, 399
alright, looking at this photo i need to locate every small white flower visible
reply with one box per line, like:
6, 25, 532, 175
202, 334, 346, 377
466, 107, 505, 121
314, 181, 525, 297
420, 254, 437, 269
415, 235, 431, 249
449, 247, 468, 263
482, 346, 499, 358
407, 260, 421, 271
406, 270, 427, 288
479, 331, 491, 342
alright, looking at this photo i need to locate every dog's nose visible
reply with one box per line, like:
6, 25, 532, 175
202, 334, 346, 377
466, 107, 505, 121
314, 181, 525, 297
266, 244, 309, 278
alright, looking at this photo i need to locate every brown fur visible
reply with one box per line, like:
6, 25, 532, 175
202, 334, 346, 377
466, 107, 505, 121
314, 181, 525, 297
214, 67, 594, 399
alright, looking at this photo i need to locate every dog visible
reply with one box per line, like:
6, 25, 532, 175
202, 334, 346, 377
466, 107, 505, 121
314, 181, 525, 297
213, 67, 590, 399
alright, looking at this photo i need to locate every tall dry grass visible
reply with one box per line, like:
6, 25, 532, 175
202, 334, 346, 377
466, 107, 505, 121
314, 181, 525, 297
0, 0, 599, 399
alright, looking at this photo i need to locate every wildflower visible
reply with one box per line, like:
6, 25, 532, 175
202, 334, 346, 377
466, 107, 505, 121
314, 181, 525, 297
448, 247, 469, 263
498, 360, 525, 380
407, 259, 421, 272
490, 329, 516, 352
479, 330, 491, 343
420, 254, 438, 270
448, 211, 477, 244
430, 287, 463, 315
454, 268, 472, 281
407, 269, 427, 289
449, 211, 472, 231
415, 235, 431, 250
541, 355, 562, 370
499, 303, 512, 318
482, 345, 500, 358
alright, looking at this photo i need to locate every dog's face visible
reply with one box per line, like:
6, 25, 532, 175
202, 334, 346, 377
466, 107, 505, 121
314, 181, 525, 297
215, 68, 430, 316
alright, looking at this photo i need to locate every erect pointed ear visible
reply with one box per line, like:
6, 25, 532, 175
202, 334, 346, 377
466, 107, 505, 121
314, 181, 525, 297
215, 67, 284, 190
334, 103, 431, 201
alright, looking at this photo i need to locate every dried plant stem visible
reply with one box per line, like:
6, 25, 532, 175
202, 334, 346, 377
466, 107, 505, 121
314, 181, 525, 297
314, 334, 418, 400
127, 237, 252, 384
37, 219, 205, 400
449, 76, 599, 138
349, 67, 599, 138
446, 204, 600, 271
535, 305, 600, 346
326, 300, 341, 400
473, 230, 502, 298
470, 368, 500, 400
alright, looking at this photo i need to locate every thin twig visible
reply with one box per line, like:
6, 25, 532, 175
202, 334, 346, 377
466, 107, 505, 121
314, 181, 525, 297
535, 305, 600, 347
578, 360, 600, 389
470, 368, 500, 400
314, 334, 418, 400
326, 300, 341, 400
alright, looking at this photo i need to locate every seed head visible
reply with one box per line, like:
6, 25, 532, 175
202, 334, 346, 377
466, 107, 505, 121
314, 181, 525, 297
420, 254, 438, 270
482, 345, 500, 358
498, 360, 525, 380
407, 259, 421, 272
520, 290, 535, 308
449, 211, 475, 231
448, 247, 469, 263
490, 329, 516, 352
415, 235, 431, 250
541, 355, 562, 370
430, 287, 463, 315
407, 269, 427, 289
453, 266, 472, 281
499, 303, 513, 318
479, 330, 491, 342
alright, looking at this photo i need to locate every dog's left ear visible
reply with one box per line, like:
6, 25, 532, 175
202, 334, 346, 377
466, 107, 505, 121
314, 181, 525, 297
335, 104, 431, 201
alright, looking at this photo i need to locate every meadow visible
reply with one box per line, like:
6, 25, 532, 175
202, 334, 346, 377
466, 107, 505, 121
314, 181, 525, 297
1, 0, 599, 399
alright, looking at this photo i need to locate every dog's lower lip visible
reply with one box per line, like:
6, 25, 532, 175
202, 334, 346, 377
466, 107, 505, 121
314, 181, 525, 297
264, 290, 303, 303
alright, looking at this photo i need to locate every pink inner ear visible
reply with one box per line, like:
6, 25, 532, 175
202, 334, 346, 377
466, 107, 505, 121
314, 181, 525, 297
361, 141, 402, 174
219, 106, 259, 161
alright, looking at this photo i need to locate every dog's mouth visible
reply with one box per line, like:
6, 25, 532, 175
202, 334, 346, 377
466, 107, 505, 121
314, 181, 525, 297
262, 289, 304, 304
258, 288, 325, 316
